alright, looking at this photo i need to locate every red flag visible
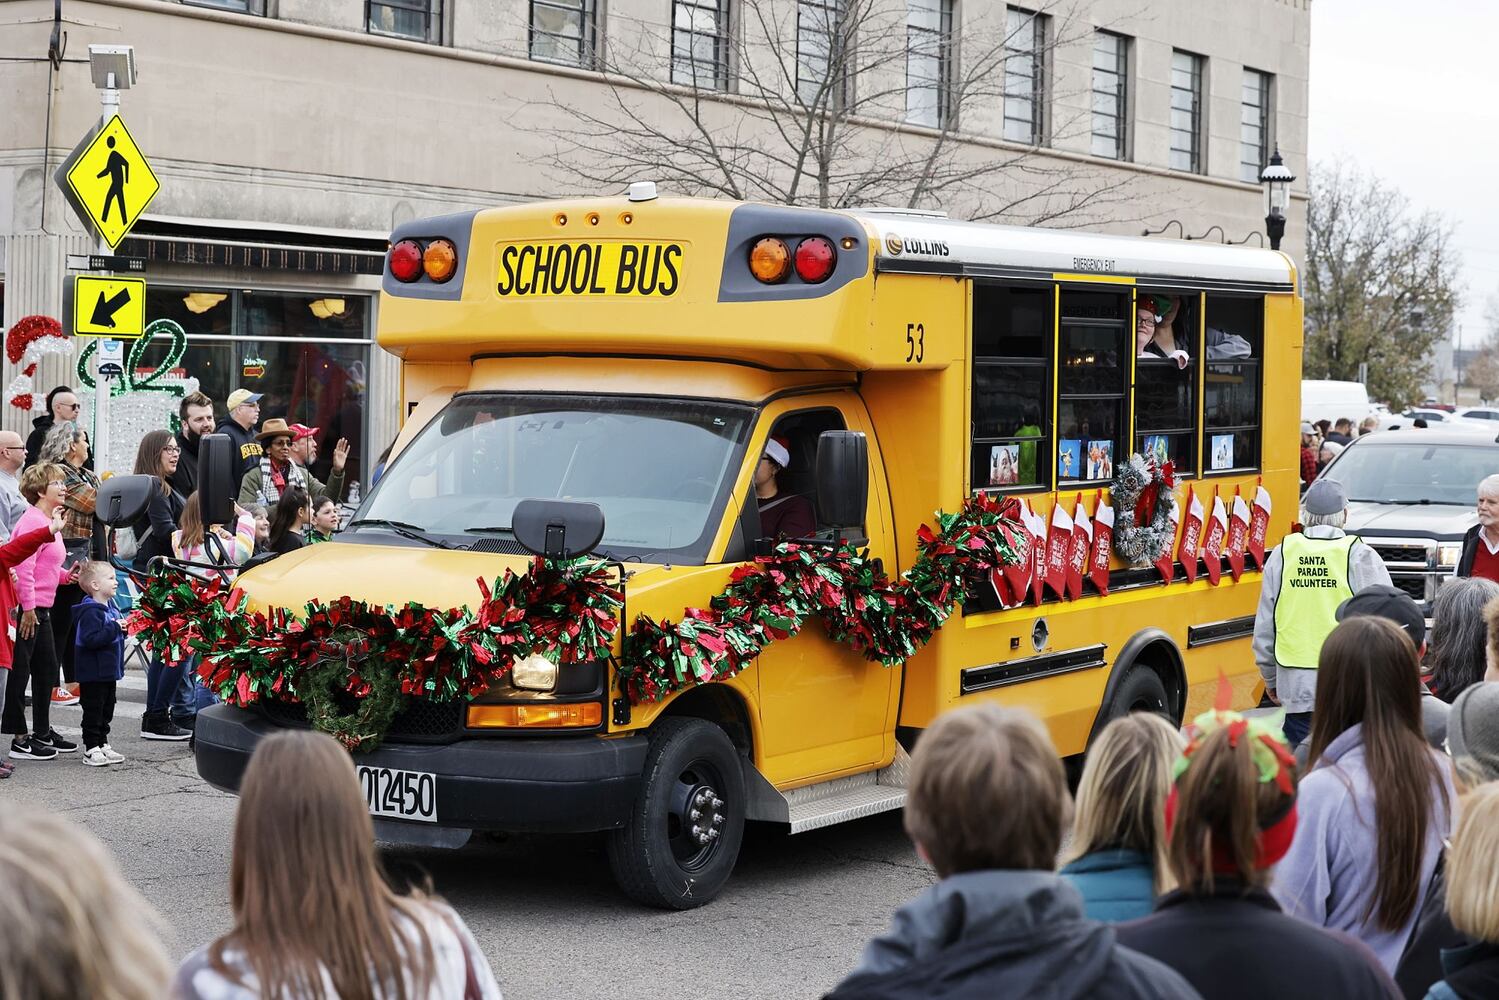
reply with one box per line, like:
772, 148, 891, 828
1178, 486, 1203, 584
1153, 487, 1180, 584
1022, 500, 1048, 605
1045, 500, 1074, 601
1091, 490, 1115, 595
1202, 489, 1229, 586
1249, 480, 1273, 570
1067, 494, 1092, 602
1226, 488, 1251, 581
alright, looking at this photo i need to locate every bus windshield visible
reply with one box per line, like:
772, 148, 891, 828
1323, 441, 1493, 506
358, 394, 752, 562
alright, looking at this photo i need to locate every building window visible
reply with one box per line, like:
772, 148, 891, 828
672, 0, 730, 89
906, 0, 954, 128
971, 284, 1052, 491
797, 0, 848, 106
183, 0, 266, 12
1169, 50, 1204, 173
1240, 68, 1272, 183
530, 0, 596, 67
366, 0, 442, 42
1090, 31, 1128, 160
1003, 7, 1047, 145
139, 287, 372, 489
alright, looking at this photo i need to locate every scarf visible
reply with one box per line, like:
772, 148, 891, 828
256, 456, 307, 505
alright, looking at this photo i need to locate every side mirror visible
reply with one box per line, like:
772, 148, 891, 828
816, 430, 868, 529
513, 499, 606, 560
198, 433, 237, 526
94, 475, 155, 528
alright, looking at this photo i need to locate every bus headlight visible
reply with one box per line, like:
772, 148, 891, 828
1438, 544, 1462, 568
511, 653, 559, 692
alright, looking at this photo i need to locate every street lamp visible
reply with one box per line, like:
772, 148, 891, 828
1260, 147, 1295, 252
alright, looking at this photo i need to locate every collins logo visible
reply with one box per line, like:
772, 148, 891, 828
884, 232, 949, 257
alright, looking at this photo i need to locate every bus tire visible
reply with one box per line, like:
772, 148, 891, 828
1099, 665, 1171, 726
607, 717, 745, 910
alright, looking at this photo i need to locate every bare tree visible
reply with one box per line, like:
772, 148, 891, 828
521, 0, 1139, 227
1465, 347, 1499, 405
1304, 162, 1461, 410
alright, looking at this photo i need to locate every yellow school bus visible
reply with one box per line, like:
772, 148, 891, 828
195, 191, 1300, 908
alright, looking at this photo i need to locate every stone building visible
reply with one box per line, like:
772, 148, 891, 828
0, 0, 1310, 481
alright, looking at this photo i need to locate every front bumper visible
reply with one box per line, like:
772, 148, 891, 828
195, 704, 648, 834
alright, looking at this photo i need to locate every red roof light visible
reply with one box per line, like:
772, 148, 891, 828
389, 240, 423, 282
794, 237, 836, 283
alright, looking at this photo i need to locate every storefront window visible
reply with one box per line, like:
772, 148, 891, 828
141, 287, 372, 489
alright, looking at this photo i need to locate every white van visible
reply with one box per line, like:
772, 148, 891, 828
1302, 379, 1378, 426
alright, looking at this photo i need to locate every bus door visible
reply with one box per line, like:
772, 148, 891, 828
748, 396, 900, 787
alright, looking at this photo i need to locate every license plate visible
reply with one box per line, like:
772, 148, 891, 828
495, 240, 684, 298
358, 765, 437, 823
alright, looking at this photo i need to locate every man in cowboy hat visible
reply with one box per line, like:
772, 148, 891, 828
237, 417, 349, 507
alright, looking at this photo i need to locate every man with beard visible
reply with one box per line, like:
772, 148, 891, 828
169, 392, 216, 498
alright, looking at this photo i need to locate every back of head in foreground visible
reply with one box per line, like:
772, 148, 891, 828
0, 806, 172, 1000
828, 704, 1200, 1000
211, 729, 441, 1000
1445, 783, 1499, 946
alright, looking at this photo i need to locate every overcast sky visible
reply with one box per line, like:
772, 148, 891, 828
1309, 0, 1499, 347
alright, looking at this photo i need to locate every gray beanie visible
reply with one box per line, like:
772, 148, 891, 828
1447, 682, 1499, 783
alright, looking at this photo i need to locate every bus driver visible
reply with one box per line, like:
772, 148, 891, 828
756, 437, 816, 542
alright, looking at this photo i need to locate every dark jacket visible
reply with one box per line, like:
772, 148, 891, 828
215, 416, 262, 481
169, 430, 201, 498
1455, 524, 1495, 580
1116, 882, 1400, 1000
131, 482, 187, 573
1398, 857, 1459, 999
1425, 942, 1499, 1000
823, 870, 1201, 1000
268, 530, 303, 555
23, 413, 53, 468
1059, 849, 1157, 922
73, 596, 124, 683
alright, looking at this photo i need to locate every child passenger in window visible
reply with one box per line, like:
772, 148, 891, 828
1137, 295, 1252, 364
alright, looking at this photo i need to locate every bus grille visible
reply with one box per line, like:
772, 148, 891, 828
258, 698, 465, 743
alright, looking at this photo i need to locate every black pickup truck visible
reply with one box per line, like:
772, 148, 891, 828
1318, 429, 1497, 613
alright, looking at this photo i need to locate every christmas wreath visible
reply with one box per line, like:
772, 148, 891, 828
1111, 454, 1178, 567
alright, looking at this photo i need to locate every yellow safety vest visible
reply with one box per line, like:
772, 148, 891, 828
1273, 532, 1359, 669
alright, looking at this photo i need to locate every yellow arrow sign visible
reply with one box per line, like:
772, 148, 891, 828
62, 115, 160, 250
73, 276, 146, 338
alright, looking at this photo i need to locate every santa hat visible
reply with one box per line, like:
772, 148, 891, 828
764, 436, 791, 469
5, 316, 73, 412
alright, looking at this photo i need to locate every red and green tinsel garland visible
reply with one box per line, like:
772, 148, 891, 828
125, 493, 1030, 748
124, 558, 622, 750
620, 492, 1029, 701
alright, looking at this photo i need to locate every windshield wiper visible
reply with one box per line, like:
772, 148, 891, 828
1350, 498, 1463, 506
463, 525, 514, 534
346, 518, 453, 549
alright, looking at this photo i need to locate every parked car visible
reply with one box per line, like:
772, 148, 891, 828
1457, 407, 1499, 422
1318, 430, 1499, 611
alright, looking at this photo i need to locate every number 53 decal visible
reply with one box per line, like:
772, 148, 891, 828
905, 322, 925, 363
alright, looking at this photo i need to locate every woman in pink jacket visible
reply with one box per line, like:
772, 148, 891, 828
1, 464, 81, 762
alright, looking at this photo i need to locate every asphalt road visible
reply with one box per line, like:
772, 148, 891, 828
3, 682, 933, 1000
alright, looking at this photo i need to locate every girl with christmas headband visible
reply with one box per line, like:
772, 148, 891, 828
1116, 677, 1402, 997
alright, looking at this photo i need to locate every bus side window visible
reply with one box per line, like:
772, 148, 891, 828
1058, 289, 1129, 484
971, 284, 1052, 491
1135, 292, 1199, 474
1203, 295, 1264, 473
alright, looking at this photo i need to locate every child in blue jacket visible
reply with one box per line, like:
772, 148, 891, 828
73, 561, 125, 767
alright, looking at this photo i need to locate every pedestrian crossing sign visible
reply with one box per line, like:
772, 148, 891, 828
57, 115, 160, 250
